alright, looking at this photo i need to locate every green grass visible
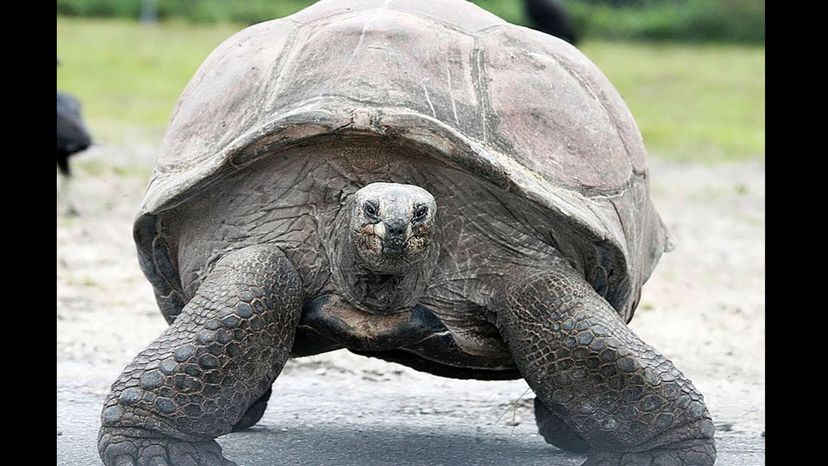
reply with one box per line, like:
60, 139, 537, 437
57, 17, 764, 163
580, 41, 764, 162
57, 0, 764, 43
565, 0, 764, 44
58, 18, 239, 144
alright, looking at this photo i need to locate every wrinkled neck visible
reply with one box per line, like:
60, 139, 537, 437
331, 224, 438, 315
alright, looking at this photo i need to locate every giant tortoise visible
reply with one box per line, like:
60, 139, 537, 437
98, 0, 716, 464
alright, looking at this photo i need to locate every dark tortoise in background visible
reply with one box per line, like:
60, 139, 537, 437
99, 0, 716, 464
56, 91, 92, 177
57, 58, 93, 178
524, 0, 580, 45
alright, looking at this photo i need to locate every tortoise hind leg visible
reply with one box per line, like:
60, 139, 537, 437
232, 387, 272, 431
98, 245, 303, 466
487, 260, 716, 465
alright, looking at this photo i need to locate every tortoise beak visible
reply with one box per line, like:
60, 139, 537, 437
382, 219, 409, 254
382, 240, 408, 254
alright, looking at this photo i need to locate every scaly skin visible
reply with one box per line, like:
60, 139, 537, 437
489, 261, 716, 465
98, 246, 302, 466
534, 397, 591, 453
231, 388, 272, 432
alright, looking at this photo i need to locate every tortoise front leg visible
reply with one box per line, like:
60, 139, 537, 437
533, 397, 591, 453
487, 260, 716, 465
231, 387, 272, 432
98, 245, 303, 466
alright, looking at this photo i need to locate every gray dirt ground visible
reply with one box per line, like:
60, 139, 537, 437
57, 144, 765, 465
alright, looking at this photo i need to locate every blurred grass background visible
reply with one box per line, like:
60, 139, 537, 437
56, 0, 765, 43
57, 0, 765, 164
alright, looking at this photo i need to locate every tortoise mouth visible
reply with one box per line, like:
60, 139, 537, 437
352, 232, 431, 274
382, 239, 409, 255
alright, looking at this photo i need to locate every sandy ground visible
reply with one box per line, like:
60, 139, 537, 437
57, 143, 765, 465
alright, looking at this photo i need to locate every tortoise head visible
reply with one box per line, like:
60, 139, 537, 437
349, 182, 436, 274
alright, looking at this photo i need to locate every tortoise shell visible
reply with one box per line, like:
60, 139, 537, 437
134, 0, 671, 325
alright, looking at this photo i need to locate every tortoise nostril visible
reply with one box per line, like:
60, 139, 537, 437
385, 221, 407, 238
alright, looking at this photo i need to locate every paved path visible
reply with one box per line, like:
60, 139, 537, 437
58, 357, 764, 466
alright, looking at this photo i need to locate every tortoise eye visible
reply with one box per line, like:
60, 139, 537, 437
363, 201, 379, 221
413, 205, 429, 222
